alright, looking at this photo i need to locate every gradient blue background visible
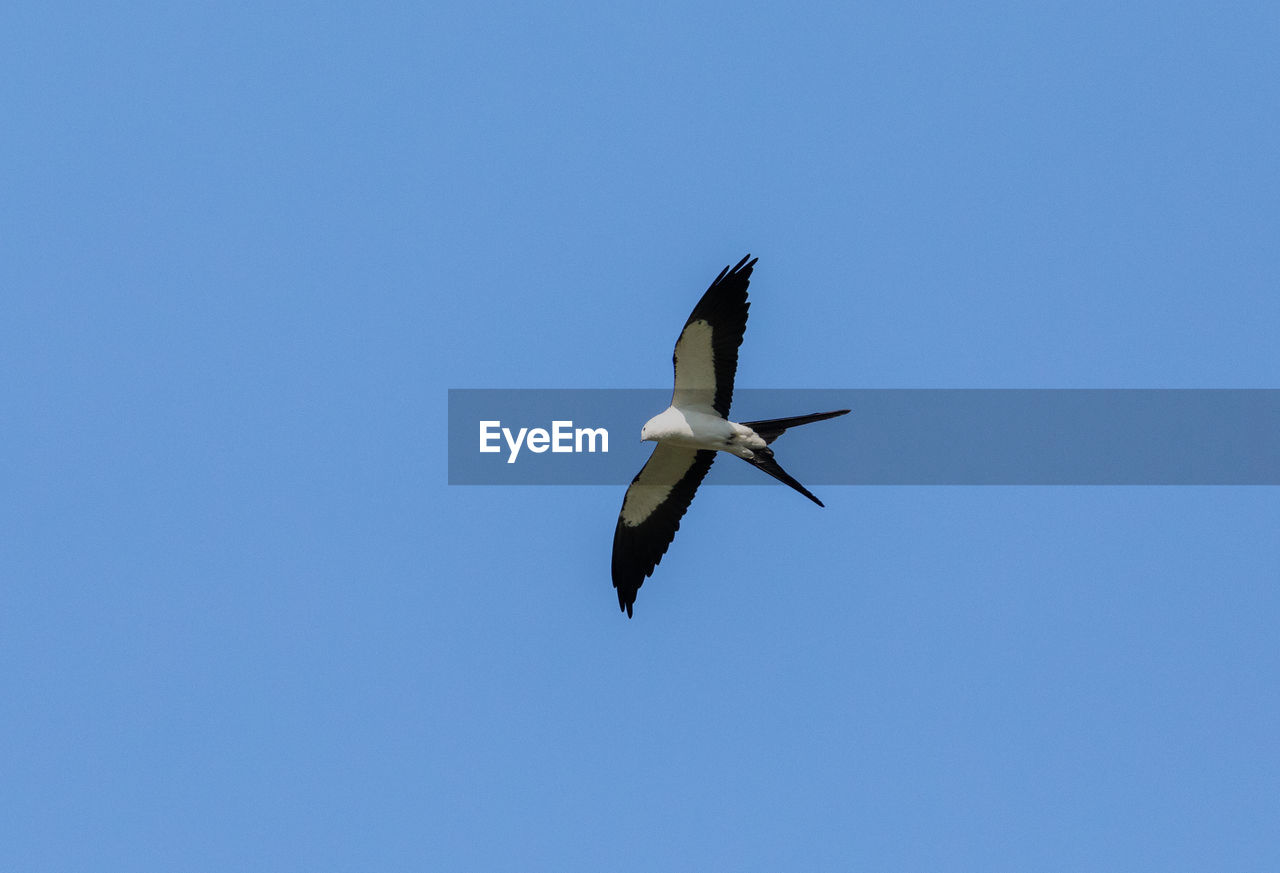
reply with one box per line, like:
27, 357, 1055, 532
4, 3, 1278, 870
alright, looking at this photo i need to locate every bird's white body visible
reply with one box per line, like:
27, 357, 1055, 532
640, 406, 767, 460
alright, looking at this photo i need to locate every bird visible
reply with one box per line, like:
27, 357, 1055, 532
611, 255, 850, 617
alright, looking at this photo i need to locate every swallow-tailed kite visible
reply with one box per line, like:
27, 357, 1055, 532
611, 255, 849, 616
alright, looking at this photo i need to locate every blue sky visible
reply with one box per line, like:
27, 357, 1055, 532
3, 2, 1278, 870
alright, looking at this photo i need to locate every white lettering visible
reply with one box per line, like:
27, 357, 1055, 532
526, 428, 550, 453
479, 421, 501, 453
552, 420, 573, 452
503, 426, 527, 464
575, 426, 609, 454
480, 420, 610, 463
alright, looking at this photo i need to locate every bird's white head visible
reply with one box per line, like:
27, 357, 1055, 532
640, 411, 665, 443
641, 407, 685, 443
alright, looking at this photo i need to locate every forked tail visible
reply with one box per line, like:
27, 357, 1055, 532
736, 409, 850, 506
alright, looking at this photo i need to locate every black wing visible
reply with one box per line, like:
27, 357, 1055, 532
611, 444, 718, 617
670, 255, 754, 418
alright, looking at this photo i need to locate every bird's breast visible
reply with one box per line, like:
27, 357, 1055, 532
648, 407, 740, 451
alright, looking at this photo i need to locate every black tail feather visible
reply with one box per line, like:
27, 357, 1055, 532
739, 447, 825, 507
741, 409, 850, 444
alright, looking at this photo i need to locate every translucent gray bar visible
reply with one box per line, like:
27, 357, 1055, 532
448, 389, 1280, 485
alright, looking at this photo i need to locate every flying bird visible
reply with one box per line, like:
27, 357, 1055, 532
611, 255, 849, 616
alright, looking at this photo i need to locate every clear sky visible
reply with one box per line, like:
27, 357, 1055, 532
3, 2, 1278, 870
